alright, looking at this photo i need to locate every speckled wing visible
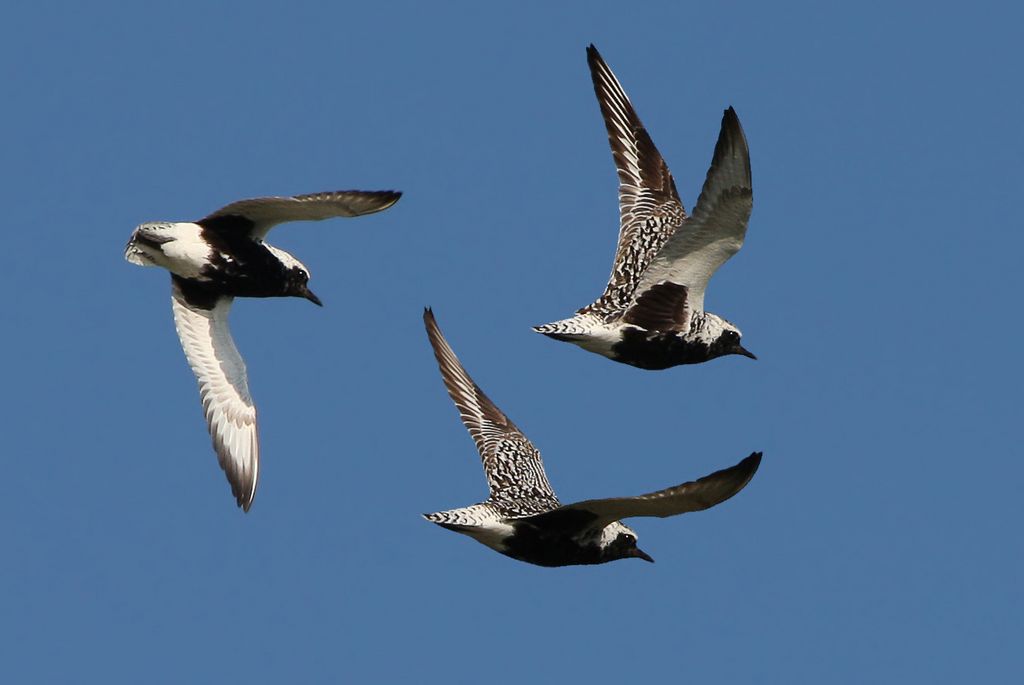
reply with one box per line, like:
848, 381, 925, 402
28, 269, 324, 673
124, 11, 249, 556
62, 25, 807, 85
200, 190, 402, 239
633, 108, 752, 313
423, 309, 559, 515
583, 45, 685, 314
553, 452, 762, 528
171, 279, 259, 511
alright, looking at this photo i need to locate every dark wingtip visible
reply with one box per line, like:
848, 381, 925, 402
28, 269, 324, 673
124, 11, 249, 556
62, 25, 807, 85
744, 451, 764, 474
712, 107, 751, 186
376, 190, 403, 211
230, 478, 254, 512
423, 308, 445, 344
721, 107, 746, 144
722, 106, 742, 131
349, 189, 402, 214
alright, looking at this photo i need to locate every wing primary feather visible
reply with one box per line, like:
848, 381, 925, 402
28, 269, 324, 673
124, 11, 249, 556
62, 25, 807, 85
171, 278, 259, 511
581, 45, 686, 313
629, 107, 753, 312
199, 189, 402, 239
691, 108, 751, 223
560, 452, 762, 526
422, 308, 558, 508
422, 307, 514, 456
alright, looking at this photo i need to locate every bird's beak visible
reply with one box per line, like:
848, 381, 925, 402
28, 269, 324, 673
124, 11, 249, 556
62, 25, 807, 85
736, 345, 757, 360
633, 548, 655, 563
303, 288, 323, 307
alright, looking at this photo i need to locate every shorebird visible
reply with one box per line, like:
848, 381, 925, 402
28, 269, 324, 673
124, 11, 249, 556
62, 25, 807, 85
534, 45, 756, 370
125, 189, 401, 510
422, 308, 761, 567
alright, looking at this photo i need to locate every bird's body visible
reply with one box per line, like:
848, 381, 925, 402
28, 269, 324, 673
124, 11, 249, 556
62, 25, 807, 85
125, 189, 401, 510
538, 307, 741, 371
422, 308, 761, 567
129, 218, 311, 301
430, 508, 642, 568
535, 45, 756, 369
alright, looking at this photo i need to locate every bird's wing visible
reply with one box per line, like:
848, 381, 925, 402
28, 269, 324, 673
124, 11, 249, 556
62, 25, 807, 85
171, 278, 259, 511
632, 107, 752, 313
583, 45, 686, 314
621, 281, 692, 333
199, 190, 402, 239
423, 308, 559, 506
548, 452, 761, 529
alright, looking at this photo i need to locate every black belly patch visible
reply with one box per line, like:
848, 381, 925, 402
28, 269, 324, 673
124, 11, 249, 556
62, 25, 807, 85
502, 521, 604, 568
196, 215, 295, 298
611, 327, 713, 370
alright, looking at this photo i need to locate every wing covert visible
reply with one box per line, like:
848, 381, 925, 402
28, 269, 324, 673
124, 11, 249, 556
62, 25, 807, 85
200, 190, 402, 239
554, 452, 761, 528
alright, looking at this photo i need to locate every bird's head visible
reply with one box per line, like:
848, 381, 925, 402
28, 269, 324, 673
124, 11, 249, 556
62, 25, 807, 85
265, 244, 322, 306
709, 318, 756, 361
285, 266, 322, 306
599, 521, 654, 563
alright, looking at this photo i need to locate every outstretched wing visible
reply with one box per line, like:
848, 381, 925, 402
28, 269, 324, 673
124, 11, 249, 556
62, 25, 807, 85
583, 44, 685, 314
633, 108, 752, 313
199, 190, 402, 239
171, 277, 259, 511
549, 452, 761, 529
423, 309, 559, 511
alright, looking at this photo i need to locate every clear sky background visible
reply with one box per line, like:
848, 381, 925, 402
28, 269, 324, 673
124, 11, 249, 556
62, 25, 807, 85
1, 1, 1020, 682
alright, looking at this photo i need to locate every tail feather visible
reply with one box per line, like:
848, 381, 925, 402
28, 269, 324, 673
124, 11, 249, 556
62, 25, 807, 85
125, 223, 177, 267
423, 512, 474, 532
423, 502, 500, 528
532, 313, 601, 340
125, 237, 158, 267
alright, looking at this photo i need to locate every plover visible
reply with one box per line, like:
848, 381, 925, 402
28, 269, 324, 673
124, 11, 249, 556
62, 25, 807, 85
534, 45, 756, 370
423, 308, 761, 567
125, 189, 401, 510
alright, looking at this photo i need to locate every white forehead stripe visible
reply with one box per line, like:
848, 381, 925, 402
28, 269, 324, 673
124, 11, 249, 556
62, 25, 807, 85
264, 244, 308, 274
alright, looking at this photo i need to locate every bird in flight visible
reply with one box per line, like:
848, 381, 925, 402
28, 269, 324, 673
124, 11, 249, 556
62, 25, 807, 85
125, 189, 401, 511
534, 45, 756, 370
422, 308, 761, 567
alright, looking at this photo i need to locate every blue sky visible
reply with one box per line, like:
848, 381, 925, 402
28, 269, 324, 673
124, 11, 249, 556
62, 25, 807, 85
1, 1, 1021, 682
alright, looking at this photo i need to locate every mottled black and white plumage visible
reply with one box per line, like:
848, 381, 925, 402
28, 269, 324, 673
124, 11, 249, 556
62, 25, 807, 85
423, 308, 762, 567
125, 189, 401, 510
534, 45, 756, 370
